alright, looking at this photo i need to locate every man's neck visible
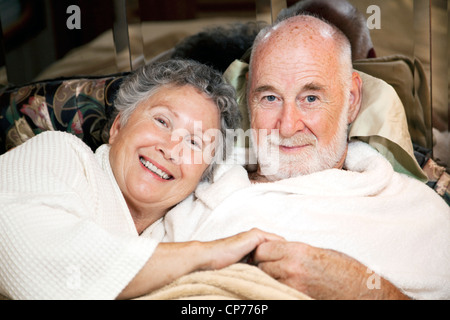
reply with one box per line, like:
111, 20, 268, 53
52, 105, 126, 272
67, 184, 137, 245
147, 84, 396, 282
334, 146, 348, 171
248, 146, 349, 184
248, 170, 272, 184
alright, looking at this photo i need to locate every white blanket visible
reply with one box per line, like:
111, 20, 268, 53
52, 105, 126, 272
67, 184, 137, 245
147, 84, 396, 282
163, 141, 450, 300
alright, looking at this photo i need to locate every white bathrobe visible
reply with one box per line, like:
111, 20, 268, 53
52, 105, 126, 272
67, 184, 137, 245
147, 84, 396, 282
164, 141, 450, 300
0, 131, 164, 300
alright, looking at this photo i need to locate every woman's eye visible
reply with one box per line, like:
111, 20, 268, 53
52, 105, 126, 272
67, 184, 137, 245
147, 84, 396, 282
155, 117, 168, 127
187, 137, 202, 151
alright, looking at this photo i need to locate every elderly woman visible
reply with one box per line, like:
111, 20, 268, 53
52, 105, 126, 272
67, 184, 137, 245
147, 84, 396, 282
0, 59, 280, 300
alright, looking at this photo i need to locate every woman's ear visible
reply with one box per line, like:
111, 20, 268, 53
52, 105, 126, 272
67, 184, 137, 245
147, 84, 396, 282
347, 71, 363, 124
108, 114, 122, 144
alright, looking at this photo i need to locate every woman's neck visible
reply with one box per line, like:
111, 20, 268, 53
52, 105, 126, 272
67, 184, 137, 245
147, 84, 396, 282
127, 202, 168, 235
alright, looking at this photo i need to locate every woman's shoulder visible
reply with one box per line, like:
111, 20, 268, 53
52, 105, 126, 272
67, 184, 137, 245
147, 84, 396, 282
32, 131, 93, 152
0, 132, 98, 193
1, 131, 93, 163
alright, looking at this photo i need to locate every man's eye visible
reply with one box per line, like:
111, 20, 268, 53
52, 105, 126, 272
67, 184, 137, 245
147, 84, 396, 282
264, 95, 277, 102
306, 95, 318, 103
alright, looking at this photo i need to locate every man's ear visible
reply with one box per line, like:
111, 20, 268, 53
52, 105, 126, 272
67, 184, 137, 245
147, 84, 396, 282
347, 71, 363, 124
108, 114, 122, 144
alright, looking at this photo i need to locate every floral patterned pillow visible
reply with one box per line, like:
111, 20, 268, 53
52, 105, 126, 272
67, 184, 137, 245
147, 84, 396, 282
0, 74, 127, 154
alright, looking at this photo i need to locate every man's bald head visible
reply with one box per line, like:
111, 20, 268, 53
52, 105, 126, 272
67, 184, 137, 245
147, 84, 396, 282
249, 15, 353, 89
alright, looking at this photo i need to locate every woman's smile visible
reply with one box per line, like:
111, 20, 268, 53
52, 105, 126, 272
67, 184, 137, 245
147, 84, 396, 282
139, 155, 174, 181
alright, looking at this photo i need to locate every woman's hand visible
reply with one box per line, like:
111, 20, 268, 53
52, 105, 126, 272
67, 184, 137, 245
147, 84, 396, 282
117, 228, 284, 299
198, 228, 285, 270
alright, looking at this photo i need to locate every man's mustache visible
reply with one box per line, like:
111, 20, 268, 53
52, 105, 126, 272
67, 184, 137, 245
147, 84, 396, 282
267, 133, 317, 148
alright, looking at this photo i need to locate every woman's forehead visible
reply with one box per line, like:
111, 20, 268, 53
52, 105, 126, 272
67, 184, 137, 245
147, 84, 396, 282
139, 86, 220, 129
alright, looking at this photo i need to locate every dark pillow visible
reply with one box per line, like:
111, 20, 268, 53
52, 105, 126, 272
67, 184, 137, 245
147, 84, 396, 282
0, 73, 127, 155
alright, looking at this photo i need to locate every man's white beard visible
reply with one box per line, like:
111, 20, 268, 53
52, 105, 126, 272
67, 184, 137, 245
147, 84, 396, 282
251, 104, 350, 181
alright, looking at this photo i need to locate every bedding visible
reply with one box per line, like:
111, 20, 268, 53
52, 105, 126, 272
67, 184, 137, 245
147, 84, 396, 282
0, 262, 311, 300
137, 263, 311, 300
162, 141, 450, 300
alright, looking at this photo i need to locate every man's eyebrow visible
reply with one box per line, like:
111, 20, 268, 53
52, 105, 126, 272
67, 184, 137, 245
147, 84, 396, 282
302, 82, 326, 91
252, 85, 277, 94
253, 83, 327, 94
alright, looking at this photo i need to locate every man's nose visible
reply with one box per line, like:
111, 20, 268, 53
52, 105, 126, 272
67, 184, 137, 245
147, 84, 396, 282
278, 101, 306, 138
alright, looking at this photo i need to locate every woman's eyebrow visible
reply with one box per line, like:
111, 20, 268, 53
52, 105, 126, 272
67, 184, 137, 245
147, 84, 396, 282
149, 105, 179, 118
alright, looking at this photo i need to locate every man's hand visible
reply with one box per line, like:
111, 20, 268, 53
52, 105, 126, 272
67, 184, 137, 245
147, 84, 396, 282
253, 241, 410, 300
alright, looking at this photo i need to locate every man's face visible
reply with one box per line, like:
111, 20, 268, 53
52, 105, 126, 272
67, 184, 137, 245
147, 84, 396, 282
248, 33, 356, 180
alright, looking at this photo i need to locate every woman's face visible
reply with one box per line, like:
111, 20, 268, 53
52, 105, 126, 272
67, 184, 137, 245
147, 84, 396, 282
109, 85, 221, 217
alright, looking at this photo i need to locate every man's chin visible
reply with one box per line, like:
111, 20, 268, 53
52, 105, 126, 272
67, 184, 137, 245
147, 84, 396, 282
255, 139, 349, 180
259, 154, 343, 180
258, 162, 311, 180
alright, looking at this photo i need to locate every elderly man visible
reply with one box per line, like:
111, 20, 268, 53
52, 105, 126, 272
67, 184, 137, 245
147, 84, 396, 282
163, 15, 450, 300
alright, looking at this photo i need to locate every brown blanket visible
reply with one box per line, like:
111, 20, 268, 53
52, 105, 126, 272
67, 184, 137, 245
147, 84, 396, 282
136, 263, 311, 300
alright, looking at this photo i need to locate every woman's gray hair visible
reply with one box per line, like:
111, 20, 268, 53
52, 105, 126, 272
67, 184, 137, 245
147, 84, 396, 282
112, 59, 241, 182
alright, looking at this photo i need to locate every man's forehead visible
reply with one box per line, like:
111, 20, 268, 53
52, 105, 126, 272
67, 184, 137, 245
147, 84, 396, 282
251, 56, 332, 89
251, 48, 340, 89
254, 36, 336, 72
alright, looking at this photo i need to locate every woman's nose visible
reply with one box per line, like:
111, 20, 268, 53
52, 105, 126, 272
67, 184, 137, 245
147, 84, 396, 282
156, 135, 182, 164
